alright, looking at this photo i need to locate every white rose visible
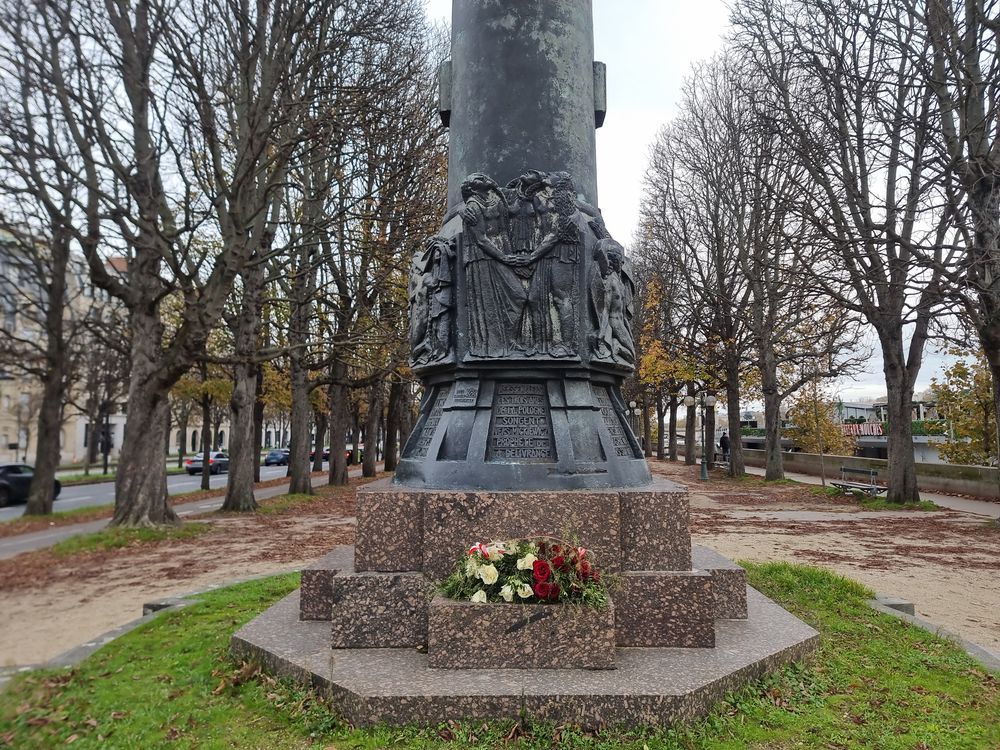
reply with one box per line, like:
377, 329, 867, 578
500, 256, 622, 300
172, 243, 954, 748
478, 563, 499, 585
517, 583, 533, 599
500, 584, 514, 602
516, 553, 537, 570
464, 557, 480, 578
470, 590, 488, 604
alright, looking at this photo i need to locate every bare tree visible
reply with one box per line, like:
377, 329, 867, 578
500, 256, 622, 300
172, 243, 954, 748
913, 0, 1000, 462
733, 0, 947, 502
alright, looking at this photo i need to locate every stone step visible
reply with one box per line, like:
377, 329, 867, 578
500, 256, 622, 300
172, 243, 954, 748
614, 570, 716, 647
299, 546, 354, 621
329, 570, 431, 649
692, 545, 748, 620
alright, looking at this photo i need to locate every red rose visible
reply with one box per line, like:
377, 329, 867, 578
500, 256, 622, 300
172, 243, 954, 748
537, 541, 547, 554
551, 555, 566, 571
592, 571, 601, 583
551, 544, 562, 555
578, 560, 592, 576
532, 559, 552, 583
547, 583, 561, 601
533, 581, 551, 599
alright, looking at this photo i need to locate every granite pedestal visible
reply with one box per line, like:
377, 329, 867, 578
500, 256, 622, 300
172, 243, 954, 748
233, 478, 818, 727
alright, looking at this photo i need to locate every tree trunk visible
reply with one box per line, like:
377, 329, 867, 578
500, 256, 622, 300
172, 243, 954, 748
25, 230, 69, 516
684, 384, 697, 465
328, 359, 350, 486
287, 358, 313, 495
200, 388, 212, 491
668, 394, 678, 460
312, 411, 327, 472
221, 360, 258, 512
253, 364, 265, 483
351, 404, 362, 466
362, 380, 383, 477
112, 389, 176, 525
111, 298, 178, 527
881, 338, 920, 503
989, 357, 1000, 498
383, 378, 404, 472
725, 357, 745, 477
761, 352, 784, 480
24, 369, 62, 515
655, 394, 665, 459
641, 402, 652, 457
175, 412, 188, 470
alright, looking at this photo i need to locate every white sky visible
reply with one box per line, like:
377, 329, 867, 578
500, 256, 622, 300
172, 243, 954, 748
421, 0, 963, 400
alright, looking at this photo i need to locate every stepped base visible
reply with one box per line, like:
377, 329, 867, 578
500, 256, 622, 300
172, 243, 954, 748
232, 585, 817, 728
235, 482, 817, 727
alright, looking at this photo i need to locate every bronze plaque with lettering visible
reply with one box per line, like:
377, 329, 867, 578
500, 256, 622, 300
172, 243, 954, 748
594, 386, 632, 458
487, 383, 554, 462
409, 385, 450, 459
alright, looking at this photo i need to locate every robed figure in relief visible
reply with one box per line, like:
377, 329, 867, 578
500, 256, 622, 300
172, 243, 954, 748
460, 173, 528, 358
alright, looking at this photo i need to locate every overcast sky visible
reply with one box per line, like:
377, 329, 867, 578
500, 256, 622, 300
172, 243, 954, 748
421, 0, 963, 401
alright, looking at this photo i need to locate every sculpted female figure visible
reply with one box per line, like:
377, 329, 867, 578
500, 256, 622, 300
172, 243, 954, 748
460, 173, 527, 358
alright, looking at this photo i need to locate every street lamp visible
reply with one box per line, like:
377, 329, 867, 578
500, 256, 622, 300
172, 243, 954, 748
628, 400, 638, 434
683, 393, 717, 481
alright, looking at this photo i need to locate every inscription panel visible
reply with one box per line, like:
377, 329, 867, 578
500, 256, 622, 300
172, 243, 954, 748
450, 381, 479, 407
594, 386, 632, 458
410, 385, 450, 459
487, 383, 554, 462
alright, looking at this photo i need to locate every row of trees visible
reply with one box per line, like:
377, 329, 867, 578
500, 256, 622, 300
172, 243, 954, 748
0, 0, 446, 523
628, 0, 1000, 501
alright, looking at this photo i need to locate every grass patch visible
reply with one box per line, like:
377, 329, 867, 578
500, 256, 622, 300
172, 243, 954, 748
860, 497, 940, 512
49, 522, 211, 557
809, 484, 939, 510
59, 467, 186, 485
0, 504, 106, 528
1, 564, 997, 748
255, 493, 324, 515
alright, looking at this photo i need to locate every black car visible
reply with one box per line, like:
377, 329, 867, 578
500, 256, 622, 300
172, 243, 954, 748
264, 449, 289, 466
0, 464, 62, 507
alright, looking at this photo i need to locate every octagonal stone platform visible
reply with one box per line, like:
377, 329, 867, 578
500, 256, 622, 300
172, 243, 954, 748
232, 584, 817, 727
233, 478, 818, 728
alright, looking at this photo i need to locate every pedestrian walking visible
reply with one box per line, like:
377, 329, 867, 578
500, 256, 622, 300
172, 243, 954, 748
719, 431, 731, 462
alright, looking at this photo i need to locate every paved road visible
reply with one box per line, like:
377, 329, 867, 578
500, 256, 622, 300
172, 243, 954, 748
0, 463, 315, 523
0, 464, 373, 561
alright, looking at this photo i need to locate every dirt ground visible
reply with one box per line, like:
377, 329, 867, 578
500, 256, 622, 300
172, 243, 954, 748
1, 465, 998, 668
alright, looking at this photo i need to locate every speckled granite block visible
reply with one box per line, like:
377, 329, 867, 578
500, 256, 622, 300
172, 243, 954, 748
355, 485, 424, 572
692, 545, 748, 619
620, 480, 691, 571
300, 546, 355, 620
330, 571, 431, 648
614, 571, 715, 647
232, 585, 819, 728
421, 488, 622, 579
427, 596, 616, 669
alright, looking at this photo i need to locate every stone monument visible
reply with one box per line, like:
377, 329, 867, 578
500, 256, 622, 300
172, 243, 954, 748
233, 0, 818, 727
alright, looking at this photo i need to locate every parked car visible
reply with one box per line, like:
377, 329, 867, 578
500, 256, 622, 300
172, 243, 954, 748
263, 449, 289, 466
308, 447, 331, 461
0, 464, 61, 507
185, 451, 230, 475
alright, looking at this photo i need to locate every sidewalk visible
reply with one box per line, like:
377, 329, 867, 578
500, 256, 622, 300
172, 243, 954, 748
0, 466, 377, 560
743, 465, 1000, 519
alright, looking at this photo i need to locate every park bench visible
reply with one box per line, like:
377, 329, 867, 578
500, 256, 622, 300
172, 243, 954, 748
830, 466, 886, 496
